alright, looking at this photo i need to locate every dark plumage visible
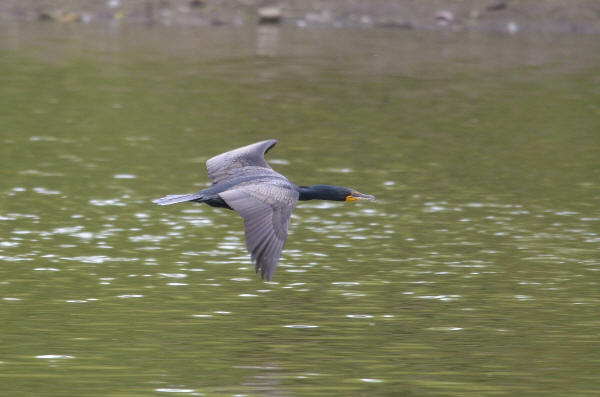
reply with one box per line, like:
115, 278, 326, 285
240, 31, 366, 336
153, 139, 375, 280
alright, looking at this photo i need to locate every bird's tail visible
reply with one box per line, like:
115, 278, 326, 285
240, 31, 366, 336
152, 192, 204, 205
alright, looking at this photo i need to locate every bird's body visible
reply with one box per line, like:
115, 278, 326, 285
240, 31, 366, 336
153, 139, 374, 280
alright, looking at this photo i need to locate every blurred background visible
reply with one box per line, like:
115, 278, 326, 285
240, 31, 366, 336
1, 0, 600, 33
1, 1, 599, 396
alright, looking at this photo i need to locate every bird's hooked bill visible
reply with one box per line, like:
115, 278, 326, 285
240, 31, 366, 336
346, 191, 376, 201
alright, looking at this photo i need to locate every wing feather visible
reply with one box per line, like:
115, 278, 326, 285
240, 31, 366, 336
219, 182, 298, 281
206, 139, 277, 185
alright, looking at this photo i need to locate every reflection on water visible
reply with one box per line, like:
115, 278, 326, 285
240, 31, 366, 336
1, 22, 599, 396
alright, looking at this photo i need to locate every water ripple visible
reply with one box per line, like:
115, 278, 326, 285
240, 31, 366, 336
155, 388, 198, 394
284, 324, 319, 329
89, 198, 127, 206
130, 235, 169, 243
159, 273, 187, 279
360, 378, 384, 383
62, 256, 139, 264
416, 295, 461, 301
32, 187, 61, 195
36, 355, 74, 360
428, 327, 463, 332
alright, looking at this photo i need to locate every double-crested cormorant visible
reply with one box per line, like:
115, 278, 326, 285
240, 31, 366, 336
153, 139, 375, 280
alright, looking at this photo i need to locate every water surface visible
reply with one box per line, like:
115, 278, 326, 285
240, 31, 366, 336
1, 23, 599, 396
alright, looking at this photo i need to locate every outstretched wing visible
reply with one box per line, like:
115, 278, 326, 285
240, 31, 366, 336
219, 180, 298, 281
206, 139, 277, 185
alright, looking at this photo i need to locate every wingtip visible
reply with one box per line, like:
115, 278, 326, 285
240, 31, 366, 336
255, 262, 274, 281
264, 139, 278, 154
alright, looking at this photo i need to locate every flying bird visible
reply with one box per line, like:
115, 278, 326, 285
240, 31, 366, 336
153, 139, 375, 280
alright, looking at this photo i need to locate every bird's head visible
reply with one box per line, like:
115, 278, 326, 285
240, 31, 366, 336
307, 185, 376, 202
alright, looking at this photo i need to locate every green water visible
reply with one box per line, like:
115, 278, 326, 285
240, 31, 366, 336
1, 23, 599, 396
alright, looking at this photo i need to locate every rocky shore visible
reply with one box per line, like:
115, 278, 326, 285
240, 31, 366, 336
1, 0, 599, 34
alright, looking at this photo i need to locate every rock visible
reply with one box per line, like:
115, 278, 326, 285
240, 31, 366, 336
506, 20, 519, 34
81, 13, 93, 23
107, 0, 121, 9
377, 20, 413, 30
359, 15, 373, 25
211, 17, 227, 26
39, 10, 81, 23
258, 7, 282, 24
435, 10, 453, 26
487, 2, 508, 11
39, 12, 53, 21
58, 11, 80, 23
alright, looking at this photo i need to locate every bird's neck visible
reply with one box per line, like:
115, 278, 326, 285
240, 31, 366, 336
298, 185, 343, 201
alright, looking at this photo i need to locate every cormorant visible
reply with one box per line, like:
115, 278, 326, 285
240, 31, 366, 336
153, 139, 375, 280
